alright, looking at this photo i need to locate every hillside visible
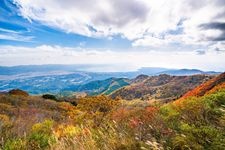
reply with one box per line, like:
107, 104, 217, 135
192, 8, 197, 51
0, 74, 224, 149
181, 72, 225, 99
110, 74, 213, 101
75, 77, 130, 95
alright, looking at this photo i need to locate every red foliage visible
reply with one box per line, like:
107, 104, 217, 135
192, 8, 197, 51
111, 107, 132, 122
143, 106, 159, 121
129, 117, 141, 128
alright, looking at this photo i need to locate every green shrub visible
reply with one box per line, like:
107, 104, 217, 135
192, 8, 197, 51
3, 139, 26, 150
28, 120, 56, 149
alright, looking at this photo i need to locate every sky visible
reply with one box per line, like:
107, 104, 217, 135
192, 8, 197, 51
0, 0, 225, 72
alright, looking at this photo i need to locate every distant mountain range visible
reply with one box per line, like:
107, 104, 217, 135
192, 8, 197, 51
0, 65, 220, 76
157, 69, 219, 76
0, 65, 221, 94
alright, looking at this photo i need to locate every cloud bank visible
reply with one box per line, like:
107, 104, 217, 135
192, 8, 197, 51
13, 0, 225, 50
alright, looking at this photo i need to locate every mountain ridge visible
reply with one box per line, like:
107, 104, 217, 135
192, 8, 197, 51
0, 65, 221, 95
110, 74, 214, 102
180, 72, 225, 99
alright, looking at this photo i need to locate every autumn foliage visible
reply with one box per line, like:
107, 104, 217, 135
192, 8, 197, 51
181, 72, 225, 99
0, 73, 225, 149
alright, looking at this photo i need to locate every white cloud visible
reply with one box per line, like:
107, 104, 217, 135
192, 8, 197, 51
0, 28, 34, 42
0, 28, 20, 34
209, 42, 225, 52
0, 34, 33, 42
132, 36, 168, 47
13, 0, 225, 49
0, 45, 224, 71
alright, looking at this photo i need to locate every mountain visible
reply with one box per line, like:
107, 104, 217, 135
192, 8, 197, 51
0, 64, 138, 78
0, 65, 135, 94
157, 69, 220, 76
0, 79, 224, 149
181, 72, 225, 99
0, 72, 93, 94
0, 65, 219, 77
110, 74, 214, 102
0, 65, 220, 94
137, 67, 169, 75
137, 67, 220, 76
71, 77, 130, 95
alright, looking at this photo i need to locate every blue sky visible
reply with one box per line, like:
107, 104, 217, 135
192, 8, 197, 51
0, 0, 131, 48
0, 0, 225, 71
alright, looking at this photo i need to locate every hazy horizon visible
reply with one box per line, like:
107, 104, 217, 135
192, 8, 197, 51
0, 64, 223, 73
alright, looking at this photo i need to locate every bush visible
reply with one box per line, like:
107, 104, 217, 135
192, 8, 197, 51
3, 139, 26, 150
42, 94, 57, 101
8, 89, 29, 97
28, 120, 56, 149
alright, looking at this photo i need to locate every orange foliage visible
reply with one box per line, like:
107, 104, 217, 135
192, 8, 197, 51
180, 72, 225, 100
206, 82, 225, 94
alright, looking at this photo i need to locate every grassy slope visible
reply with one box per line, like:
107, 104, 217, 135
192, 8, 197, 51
78, 78, 130, 95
